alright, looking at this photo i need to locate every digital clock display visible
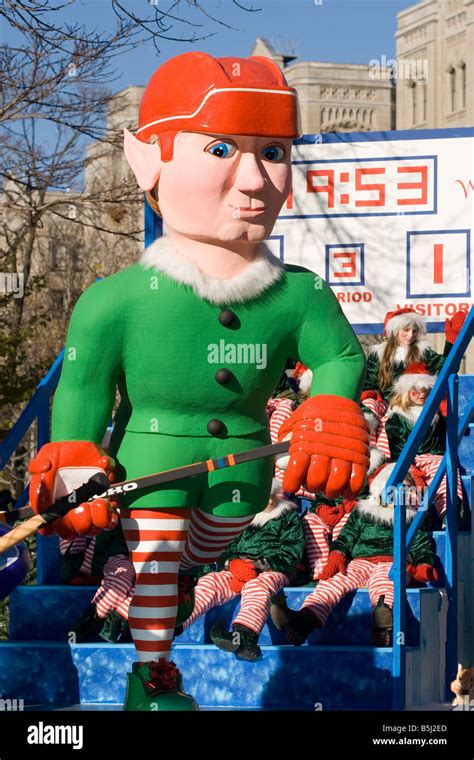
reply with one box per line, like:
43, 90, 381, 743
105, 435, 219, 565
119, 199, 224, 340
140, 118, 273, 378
283, 155, 437, 218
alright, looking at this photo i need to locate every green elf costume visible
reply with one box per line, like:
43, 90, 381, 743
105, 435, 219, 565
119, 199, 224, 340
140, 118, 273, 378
177, 479, 305, 661
363, 308, 454, 404
361, 307, 466, 470
28, 52, 370, 710
373, 363, 463, 523
271, 463, 438, 647
60, 523, 133, 644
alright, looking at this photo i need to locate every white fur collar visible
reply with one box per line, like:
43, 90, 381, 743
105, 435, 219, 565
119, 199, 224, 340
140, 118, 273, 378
250, 499, 297, 527
140, 235, 284, 305
368, 446, 388, 475
388, 404, 439, 426
364, 411, 381, 434
357, 497, 417, 525
369, 340, 431, 364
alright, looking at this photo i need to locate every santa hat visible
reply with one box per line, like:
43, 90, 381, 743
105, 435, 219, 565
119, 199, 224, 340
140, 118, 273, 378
392, 362, 436, 395
368, 461, 423, 503
368, 462, 397, 502
293, 361, 313, 394
136, 52, 301, 161
384, 308, 426, 338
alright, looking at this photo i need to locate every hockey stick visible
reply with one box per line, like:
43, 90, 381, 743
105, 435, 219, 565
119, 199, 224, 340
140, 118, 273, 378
0, 440, 290, 553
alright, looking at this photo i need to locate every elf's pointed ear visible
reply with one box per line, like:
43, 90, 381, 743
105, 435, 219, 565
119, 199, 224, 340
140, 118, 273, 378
123, 128, 162, 191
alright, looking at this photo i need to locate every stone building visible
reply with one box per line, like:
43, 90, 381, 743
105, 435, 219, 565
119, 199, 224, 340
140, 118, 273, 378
395, 0, 473, 365
251, 37, 395, 134
396, 0, 473, 130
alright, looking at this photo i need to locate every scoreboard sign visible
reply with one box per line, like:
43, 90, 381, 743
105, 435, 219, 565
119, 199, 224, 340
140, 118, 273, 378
268, 128, 474, 333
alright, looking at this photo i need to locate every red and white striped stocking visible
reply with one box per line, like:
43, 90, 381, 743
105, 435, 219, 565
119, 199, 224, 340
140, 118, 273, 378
179, 509, 254, 571
121, 508, 191, 663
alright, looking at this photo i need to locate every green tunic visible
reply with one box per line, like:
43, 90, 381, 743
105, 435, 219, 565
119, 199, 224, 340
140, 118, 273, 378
364, 342, 450, 403
51, 253, 366, 514
385, 410, 445, 459
331, 503, 436, 566
217, 505, 305, 575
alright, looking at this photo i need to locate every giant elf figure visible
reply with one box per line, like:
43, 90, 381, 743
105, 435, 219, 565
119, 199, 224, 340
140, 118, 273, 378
28, 52, 370, 710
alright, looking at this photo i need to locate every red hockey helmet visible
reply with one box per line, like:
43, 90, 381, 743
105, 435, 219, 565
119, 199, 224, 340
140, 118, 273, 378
136, 51, 301, 161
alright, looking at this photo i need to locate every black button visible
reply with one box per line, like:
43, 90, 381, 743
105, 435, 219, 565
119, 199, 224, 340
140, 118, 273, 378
215, 368, 233, 385
207, 419, 225, 436
219, 310, 236, 327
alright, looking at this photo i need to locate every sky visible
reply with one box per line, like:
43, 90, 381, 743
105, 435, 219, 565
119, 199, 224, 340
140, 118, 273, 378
3, 0, 416, 188
56, 0, 414, 91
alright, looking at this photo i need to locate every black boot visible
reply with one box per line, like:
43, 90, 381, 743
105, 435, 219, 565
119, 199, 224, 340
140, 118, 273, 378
371, 595, 393, 647
232, 623, 262, 661
99, 610, 129, 643
210, 619, 262, 661
270, 603, 321, 646
70, 603, 103, 643
270, 591, 289, 614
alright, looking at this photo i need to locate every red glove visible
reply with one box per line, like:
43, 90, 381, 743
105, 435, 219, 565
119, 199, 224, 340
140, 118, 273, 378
319, 550, 347, 580
342, 498, 358, 514
317, 504, 344, 528
408, 563, 439, 583
279, 395, 370, 499
445, 310, 467, 344
29, 441, 117, 539
409, 465, 429, 490
228, 558, 258, 593
438, 397, 448, 418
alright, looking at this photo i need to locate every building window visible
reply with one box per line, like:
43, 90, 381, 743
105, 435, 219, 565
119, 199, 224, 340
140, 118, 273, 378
422, 83, 427, 121
448, 66, 456, 112
460, 62, 466, 108
408, 81, 417, 125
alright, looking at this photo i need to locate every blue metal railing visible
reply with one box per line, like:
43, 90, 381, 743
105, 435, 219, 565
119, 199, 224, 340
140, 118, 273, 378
0, 351, 64, 499
0, 352, 64, 583
388, 307, 474, 709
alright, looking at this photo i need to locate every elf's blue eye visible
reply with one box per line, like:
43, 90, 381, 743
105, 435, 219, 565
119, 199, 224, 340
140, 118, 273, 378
262, 144, 285, 161
207, 141, 237, 158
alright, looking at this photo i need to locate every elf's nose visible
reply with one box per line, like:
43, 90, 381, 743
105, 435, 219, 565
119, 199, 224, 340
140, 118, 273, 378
233, 151, 266, 194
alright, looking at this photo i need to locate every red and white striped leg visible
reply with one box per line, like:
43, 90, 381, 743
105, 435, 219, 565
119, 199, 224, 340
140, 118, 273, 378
366, 561, 411, 609
182, 570, 237, 630
234, 570, 289, 634
301, 558, 374, 625
414, 454, 463, 521
179, 509, 254, 571
121, 508, 190, 663
302, 512, 331, 580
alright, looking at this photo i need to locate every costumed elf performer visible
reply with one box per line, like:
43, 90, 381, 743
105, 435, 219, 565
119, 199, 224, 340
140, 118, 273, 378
59, 523, 135, 644
272, 463, 438, 647
361, 307, 466, 453
373, 363, 463, 525
175, 479, 304, 662
27, 52, 369, 710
